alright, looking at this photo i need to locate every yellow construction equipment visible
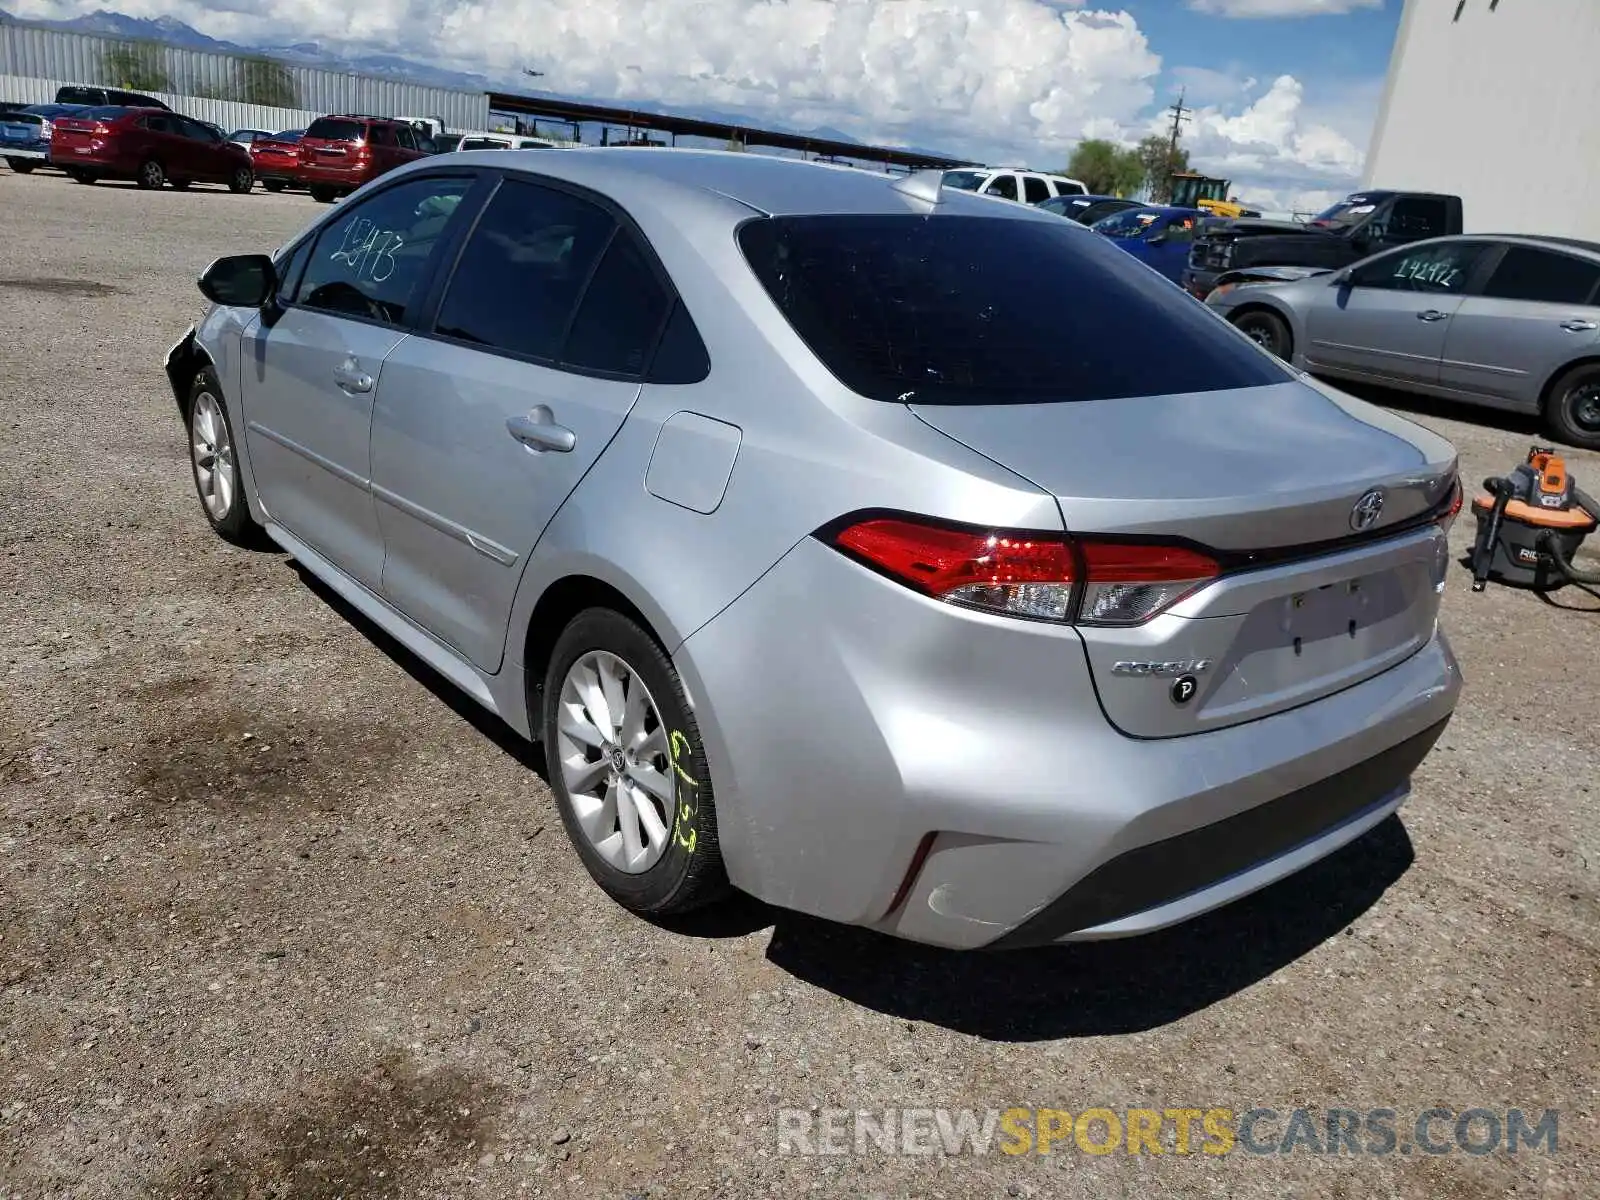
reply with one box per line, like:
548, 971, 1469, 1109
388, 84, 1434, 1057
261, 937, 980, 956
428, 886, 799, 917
1169, 172, 1258, 219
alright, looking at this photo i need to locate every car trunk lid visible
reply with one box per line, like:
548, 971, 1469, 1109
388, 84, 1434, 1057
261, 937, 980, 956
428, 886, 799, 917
910, 380, 1458, 737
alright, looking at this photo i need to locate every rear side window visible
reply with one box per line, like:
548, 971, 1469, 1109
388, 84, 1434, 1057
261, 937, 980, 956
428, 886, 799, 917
1385, 197, 1448, 239
306, 118, 366, 142
562, 230, 672, 376
986, 174, 1019, 202
434, 177, 615, 360
295, 176, 473, 325
737, 214, 1289, 404
1481, 246, 1600, 306
1022, 176, 1050, 204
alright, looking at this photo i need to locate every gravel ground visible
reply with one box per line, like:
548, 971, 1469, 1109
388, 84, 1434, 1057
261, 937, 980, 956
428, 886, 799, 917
1, 164, 1596, 1200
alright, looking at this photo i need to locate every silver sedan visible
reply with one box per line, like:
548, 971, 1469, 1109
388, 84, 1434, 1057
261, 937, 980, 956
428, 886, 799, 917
1206, 234, 1600, 449
164, 150, 1462, 949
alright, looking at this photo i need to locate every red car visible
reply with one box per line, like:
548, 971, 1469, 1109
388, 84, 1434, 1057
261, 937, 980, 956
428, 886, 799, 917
248, 129, 305, 192
297, 115, 426, 203
48, 106, 253, 192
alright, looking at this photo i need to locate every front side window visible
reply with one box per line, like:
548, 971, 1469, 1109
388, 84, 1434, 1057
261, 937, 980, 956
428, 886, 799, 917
1480, 246, 1600, 306
737, 213, 1289, 405
433, 177, 616, 360
295, 176, 473, 325
1350, 241, 1487, 294
1022, 176, 1050, 204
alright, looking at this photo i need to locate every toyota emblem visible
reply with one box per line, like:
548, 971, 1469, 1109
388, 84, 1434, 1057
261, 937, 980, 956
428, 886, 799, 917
1349, 488, 1385, 531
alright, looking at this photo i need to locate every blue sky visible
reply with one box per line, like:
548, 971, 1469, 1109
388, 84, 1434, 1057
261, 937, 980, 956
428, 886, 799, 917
15, 0, 1406, 210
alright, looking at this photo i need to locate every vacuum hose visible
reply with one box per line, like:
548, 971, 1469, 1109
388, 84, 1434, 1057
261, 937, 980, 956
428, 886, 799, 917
1470, 475, 1515, 592
1536, 484, 1600, 587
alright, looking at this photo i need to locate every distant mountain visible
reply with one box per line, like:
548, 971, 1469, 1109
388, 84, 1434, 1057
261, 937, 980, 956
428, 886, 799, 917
0, 6, 957, 157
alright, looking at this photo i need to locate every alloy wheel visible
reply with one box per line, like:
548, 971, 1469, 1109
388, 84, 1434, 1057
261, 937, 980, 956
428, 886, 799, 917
140, 160, 164, 188
556, 650, 678, 874
190, 391, 235, 520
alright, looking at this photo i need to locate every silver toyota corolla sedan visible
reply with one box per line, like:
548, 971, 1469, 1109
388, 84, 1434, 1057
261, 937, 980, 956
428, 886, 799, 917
165, 149, 1463, 950
1205, 234, 1600, 450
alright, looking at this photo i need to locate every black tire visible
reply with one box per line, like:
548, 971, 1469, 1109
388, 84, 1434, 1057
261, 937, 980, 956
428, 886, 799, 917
184, 366, 263, 546
309, 185, 337, 204
169, 179, 191, 191
1232, 308, 1293, 360
5, 158, 35, 174
136, 158, 165, 190
263, 179, 286, 193
69, 170, 97, 185
542, 608, 730, 917
228, 166, 253, 194
1544, 361, 1600, 451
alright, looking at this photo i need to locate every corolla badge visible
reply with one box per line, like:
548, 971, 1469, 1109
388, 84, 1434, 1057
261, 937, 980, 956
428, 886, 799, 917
1349, 488, 1385, 531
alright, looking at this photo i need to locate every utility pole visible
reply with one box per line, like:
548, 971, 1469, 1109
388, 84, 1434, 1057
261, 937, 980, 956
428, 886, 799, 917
1165, 87, 1190, 160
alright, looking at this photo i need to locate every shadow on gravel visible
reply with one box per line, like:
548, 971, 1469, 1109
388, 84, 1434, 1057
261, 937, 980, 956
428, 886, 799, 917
148, 1054, 499, 1200
291, 564, 547, 777
762, 816, 1415, 1041
0, 276, 125, 297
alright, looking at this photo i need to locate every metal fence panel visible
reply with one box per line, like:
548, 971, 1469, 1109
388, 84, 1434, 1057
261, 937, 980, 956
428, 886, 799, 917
1, 23, 488, 129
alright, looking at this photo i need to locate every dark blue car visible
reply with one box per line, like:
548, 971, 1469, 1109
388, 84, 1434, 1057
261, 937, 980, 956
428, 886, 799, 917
1, 103, 87, 173
1090, 204, 1204, 284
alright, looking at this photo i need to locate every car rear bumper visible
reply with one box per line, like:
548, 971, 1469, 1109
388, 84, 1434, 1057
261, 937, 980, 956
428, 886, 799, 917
2, 143, 47, 159
674, 535, 1462, 950
298, 162, 373, 186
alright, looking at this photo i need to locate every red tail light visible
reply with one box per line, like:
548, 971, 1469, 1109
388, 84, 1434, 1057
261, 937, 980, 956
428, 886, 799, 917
1436, 475, 1463, 533
830, 517, 1218, 626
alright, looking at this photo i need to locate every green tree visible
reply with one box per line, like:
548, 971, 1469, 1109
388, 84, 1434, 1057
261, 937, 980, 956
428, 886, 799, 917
1065, 138, 1145, 197
1135, 135, 1191, 204
239, 57, 297, 108
101, 42, 171, 93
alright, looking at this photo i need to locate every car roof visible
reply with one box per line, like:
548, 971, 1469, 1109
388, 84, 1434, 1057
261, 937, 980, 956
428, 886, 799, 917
444, 147, 1071, 219
1476, 233, 1600, 259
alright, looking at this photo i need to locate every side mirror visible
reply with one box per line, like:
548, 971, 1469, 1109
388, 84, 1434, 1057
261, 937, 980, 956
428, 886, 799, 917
198, 254, 276, 308
1331, 268, 1352, 287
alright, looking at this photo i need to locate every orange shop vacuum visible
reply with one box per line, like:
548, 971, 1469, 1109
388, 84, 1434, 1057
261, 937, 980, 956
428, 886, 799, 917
1469, 445, 1599, 591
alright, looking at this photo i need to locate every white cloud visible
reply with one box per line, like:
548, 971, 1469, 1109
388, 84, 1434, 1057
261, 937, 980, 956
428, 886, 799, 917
14, 0, 1377, 201
1169, 74, 1367, 208
1187, 0, 1384, 16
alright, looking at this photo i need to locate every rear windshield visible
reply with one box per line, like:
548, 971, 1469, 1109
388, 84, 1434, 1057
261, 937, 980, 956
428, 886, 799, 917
70, 106, 135, 120
737, 214, 1290, 404
459, 137, 508, 150
305, 118, 366, 141
0, 112, 40, 125
55, 87, 102, 104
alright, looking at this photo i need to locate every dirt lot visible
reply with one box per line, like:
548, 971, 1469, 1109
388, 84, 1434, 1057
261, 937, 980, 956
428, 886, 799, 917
0, 164, 1596, 1200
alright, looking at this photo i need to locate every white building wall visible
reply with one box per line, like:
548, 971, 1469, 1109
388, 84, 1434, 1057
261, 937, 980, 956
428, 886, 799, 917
1365, 0, 1600, 241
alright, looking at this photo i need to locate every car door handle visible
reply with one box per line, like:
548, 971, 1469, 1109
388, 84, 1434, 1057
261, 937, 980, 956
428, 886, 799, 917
1559, 319, 1598, 333
332, 361, 373, 393
1416, 309, 1449, 322
506, 406, 576, 454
